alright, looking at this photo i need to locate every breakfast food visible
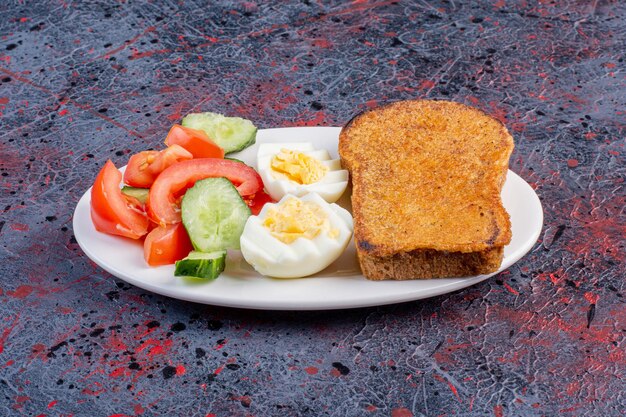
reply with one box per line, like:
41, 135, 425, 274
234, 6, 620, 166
339, 99, 514, 280
181, 177, 251, 252
182, 112, 257, 154
257, 143, 349, 203
90, 112, 266, 278
239, 193, 353, 278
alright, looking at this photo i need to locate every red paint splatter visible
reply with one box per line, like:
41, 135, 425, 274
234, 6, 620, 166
365, 99, 379, 109
304, 366, 318, 375
391, 407, 413, 417
109, 367, 127, 378
446, 379, 461, 402
14, 395, 30, 408
0, 97, 9, 104
419, 79, 436, 90
567, 158, 579, 168
584, 292, 599, 304
10, 223, 29, 231
137, 339, 172, 356
175, 364, 186, 375
130, 48, 171, 60
56, 307, 74, 314
133, 404, 145, 415
503, 282, 520, 295
214, 339, 228, 350
312, 39, 332, 48
47, 400, 57, 408
58, 109, 68, 116
0, 314, 20, 354
91, 26, 157, 61
230, 395, 251, 407
487, 101, 508, 124
7, 285, 33, 299
493, 404, 504, 417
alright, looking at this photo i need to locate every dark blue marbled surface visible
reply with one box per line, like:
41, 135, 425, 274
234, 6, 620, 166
0, 1, 624, 416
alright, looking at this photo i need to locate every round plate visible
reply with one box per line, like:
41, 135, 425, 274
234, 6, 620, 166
73, 127, 543, 310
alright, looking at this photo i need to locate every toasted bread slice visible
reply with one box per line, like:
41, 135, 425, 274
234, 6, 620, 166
339, 99, 514, 280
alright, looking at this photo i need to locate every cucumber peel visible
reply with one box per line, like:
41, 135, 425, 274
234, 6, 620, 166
181, 177, 251, 252
181, 112, 257, 154
174, 251, 227, 280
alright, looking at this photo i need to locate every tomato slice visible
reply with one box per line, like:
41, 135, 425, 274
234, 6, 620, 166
165, 124, 225, 159
123, 150, 158, 188
148, 158, 263, 225
143, 222, 193, 266
245, 190, 274, 215
123, 145, 193, 188
91, 160, 150, 239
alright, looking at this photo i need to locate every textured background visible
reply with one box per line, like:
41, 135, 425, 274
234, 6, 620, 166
1, 1, 625, 416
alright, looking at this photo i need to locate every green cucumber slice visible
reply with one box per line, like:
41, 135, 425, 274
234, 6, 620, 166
174, 250, 227, 279
181, 177, 251, 252
121, 186, 149, 204
181, 112, 257, 154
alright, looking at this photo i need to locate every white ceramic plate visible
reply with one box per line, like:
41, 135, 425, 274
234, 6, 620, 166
73, 127, 543, 310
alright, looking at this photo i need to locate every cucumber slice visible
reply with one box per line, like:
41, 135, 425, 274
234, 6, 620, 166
181, 177, 251, 252
181, 112, 257, 154
224, 157, 246, 164
121, 186, 149, 204
174, 250, 227, 279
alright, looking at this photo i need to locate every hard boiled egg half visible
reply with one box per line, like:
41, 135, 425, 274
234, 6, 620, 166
257, 143, 349, 203
240, 193, 353, 278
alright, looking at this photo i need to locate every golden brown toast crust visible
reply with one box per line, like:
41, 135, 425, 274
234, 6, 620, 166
339, 99, 514, 279
358, 247, 505, 280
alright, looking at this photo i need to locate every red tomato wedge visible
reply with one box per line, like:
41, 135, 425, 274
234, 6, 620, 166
91, 160, 150, 239
165, 124, 225, 159
143, 222, 193, 266
148, 158, 263, 225
245, 190, 274, 215
123, 144, 193, 188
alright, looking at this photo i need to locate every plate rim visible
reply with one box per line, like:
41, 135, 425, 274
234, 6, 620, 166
73, 126, 543, 310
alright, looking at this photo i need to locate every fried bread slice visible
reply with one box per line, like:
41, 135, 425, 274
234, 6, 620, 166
339, 99, 514, 280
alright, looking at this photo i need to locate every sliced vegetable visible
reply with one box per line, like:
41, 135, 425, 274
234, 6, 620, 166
181, 177, 251, 252
174, 250, 227, 279
245, 190, 274, 215
143, 222, 194, 266
123, 144, 193, 188
122, 150, 158, 188
90, 160, 149, 239
121, 186, 149, 204
165, 124, 225, 159
148, 158, 263, 225
225, 157, 245, 164
181, 112, 257, 154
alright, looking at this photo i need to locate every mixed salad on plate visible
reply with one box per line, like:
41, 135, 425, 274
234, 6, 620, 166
89, 112, 353, 280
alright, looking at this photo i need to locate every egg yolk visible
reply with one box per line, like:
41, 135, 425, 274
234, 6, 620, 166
270, 149, 328, 185
262, 198, 339, 244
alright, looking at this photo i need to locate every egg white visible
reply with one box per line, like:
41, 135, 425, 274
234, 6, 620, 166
239, 193, 353, 278
257, 142, 349, 203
